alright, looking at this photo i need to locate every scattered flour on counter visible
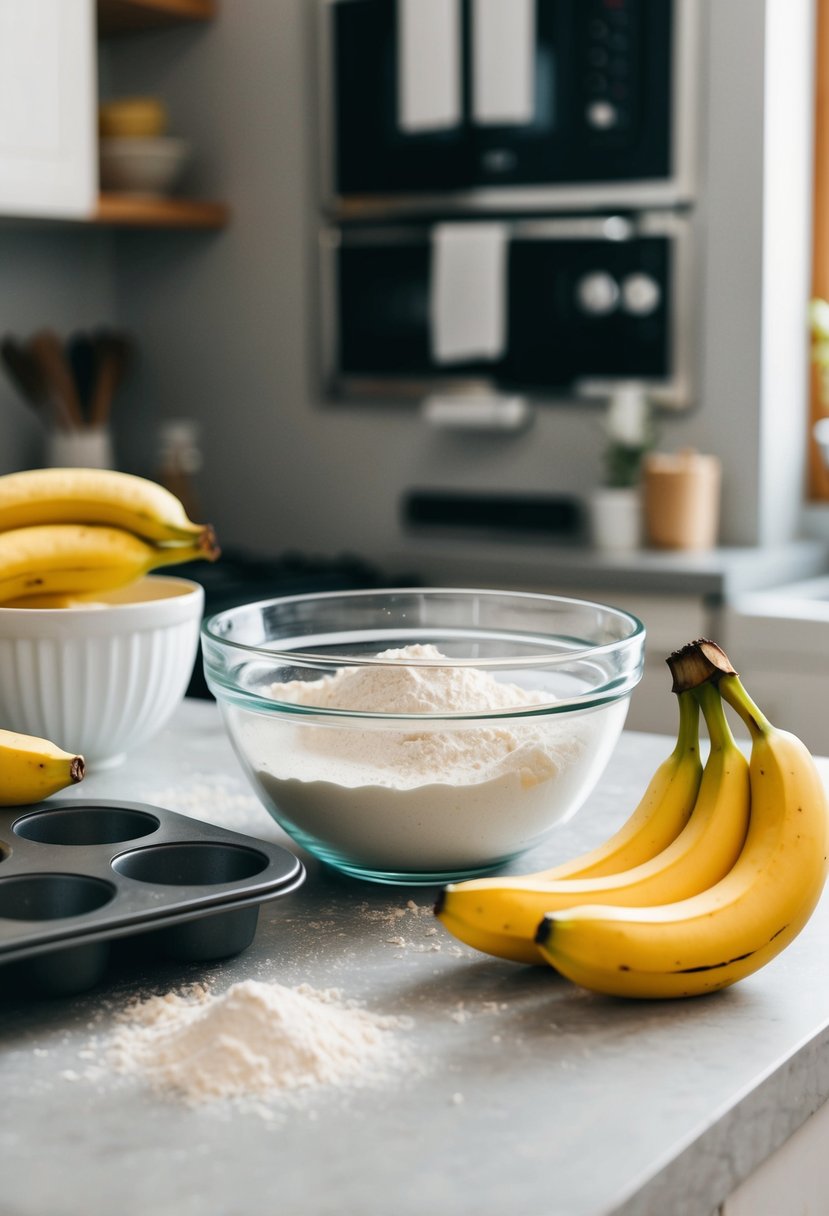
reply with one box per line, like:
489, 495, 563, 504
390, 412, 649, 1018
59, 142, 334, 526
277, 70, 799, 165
359, 899, 467, 955
107, 980, 410, 1110
144, 777, 265, 832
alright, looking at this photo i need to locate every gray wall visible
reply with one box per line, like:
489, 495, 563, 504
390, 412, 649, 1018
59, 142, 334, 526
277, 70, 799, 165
1, 1, 816, 568
0, 228, 114, 470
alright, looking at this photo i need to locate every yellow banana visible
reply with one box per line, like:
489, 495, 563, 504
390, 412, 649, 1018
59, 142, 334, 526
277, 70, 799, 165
0, 728, 84, 804
452, 690, 702, 902
538, 689, 702, 881
436, 683, 748, 964
0, 523, 217, 604
0, 467, 215, 547
536, 642, 829, 999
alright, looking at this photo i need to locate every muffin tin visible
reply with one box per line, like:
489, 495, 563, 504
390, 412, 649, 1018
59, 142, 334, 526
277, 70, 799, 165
0, 799, 305, 996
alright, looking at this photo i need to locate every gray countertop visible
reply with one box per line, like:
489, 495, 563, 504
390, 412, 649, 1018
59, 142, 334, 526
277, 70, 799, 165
3, 699, 829, 1216
387, 536, 828, 598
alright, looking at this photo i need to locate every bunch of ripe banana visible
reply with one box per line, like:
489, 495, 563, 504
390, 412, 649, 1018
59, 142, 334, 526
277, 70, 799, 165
436, 639, 829, 999
0, 466, 219, 606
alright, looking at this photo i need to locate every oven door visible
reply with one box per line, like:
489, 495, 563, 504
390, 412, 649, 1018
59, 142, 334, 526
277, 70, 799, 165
320, 212, 693, 408
321, 0, 698, 216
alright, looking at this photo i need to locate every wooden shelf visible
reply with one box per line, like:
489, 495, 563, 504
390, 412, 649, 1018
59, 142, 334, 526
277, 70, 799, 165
93, 194, 229, 228
97, 0, 215, 36
94, 3, 225, 228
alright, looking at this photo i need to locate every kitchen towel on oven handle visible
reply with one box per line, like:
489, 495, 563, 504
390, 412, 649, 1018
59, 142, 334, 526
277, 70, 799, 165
430, 222, 509, 364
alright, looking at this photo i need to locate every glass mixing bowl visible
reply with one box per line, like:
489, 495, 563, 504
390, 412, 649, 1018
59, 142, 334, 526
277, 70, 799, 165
201, 588, 645, 885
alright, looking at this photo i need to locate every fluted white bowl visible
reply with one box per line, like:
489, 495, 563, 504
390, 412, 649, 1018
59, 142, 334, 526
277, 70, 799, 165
0, 576, 203, 769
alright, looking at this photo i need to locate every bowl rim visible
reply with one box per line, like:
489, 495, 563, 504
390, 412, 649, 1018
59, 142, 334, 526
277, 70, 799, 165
201, 587, 645, 718
202, 586, 645, 667
0, 574, 203, 616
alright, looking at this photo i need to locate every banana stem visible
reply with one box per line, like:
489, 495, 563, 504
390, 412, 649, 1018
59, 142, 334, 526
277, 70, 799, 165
673, 689, 700, 760
147, 528, 220, 570
667, 638, 737, 693
693, 681, 735, 752
718, 673, 772, 738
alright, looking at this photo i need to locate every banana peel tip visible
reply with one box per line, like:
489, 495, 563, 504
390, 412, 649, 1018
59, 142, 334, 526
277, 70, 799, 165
534, 915, 553, 947
198, 525, 221, 562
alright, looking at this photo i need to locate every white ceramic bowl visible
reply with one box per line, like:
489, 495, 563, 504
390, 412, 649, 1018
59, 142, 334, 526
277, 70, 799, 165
0, 576, 204, 769
99, 136, 190, 195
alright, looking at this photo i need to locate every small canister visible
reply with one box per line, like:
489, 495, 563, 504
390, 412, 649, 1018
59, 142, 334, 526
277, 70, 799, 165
643, 449, 722, 551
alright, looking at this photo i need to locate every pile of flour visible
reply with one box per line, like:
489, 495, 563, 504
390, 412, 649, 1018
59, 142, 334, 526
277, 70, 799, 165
266, 644, 565, 788
228, 644, 623, 871
109, 980, 406, 1107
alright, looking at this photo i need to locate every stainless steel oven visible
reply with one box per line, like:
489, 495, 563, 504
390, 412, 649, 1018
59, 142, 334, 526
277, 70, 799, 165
319, 0, 700, 218
320, 211, 693, 409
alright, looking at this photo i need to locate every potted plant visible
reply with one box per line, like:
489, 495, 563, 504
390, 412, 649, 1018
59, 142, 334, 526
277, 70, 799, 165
589, 384, 656, 551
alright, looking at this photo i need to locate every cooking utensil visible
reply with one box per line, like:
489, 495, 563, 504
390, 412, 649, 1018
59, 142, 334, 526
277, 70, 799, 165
27, 330, 85, 431
90, 330, 133, 427
0, 797, 304, 996
67, 333, 97, 423
0, 336, 51, 419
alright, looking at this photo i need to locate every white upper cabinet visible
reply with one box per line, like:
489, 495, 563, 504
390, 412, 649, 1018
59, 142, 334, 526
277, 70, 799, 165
0, 0, 96, 218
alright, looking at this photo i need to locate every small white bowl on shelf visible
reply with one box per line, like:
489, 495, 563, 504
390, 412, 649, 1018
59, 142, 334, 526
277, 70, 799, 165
99, 136, 191, 196
0, 576, 204, 769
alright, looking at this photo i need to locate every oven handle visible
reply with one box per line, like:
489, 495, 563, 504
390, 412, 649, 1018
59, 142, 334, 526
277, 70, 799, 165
331, 211, 689, 246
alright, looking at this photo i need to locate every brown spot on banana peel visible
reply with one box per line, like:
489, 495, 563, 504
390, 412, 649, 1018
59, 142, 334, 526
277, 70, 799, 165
537, 920, 789, 974
676, 950, 756, 974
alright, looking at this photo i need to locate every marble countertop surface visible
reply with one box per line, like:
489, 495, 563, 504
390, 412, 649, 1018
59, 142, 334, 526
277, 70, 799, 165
3, 699, 829, 1216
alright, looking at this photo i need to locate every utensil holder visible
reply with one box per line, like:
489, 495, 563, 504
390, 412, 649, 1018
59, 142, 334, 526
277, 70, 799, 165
45, 427, 115, 470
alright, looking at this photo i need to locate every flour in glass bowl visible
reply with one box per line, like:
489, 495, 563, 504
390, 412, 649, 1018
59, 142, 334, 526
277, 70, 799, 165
227, 645, 627, 873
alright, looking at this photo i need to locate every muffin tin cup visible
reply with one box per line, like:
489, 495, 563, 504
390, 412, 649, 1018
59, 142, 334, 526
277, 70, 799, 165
0, 799, 305, 996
